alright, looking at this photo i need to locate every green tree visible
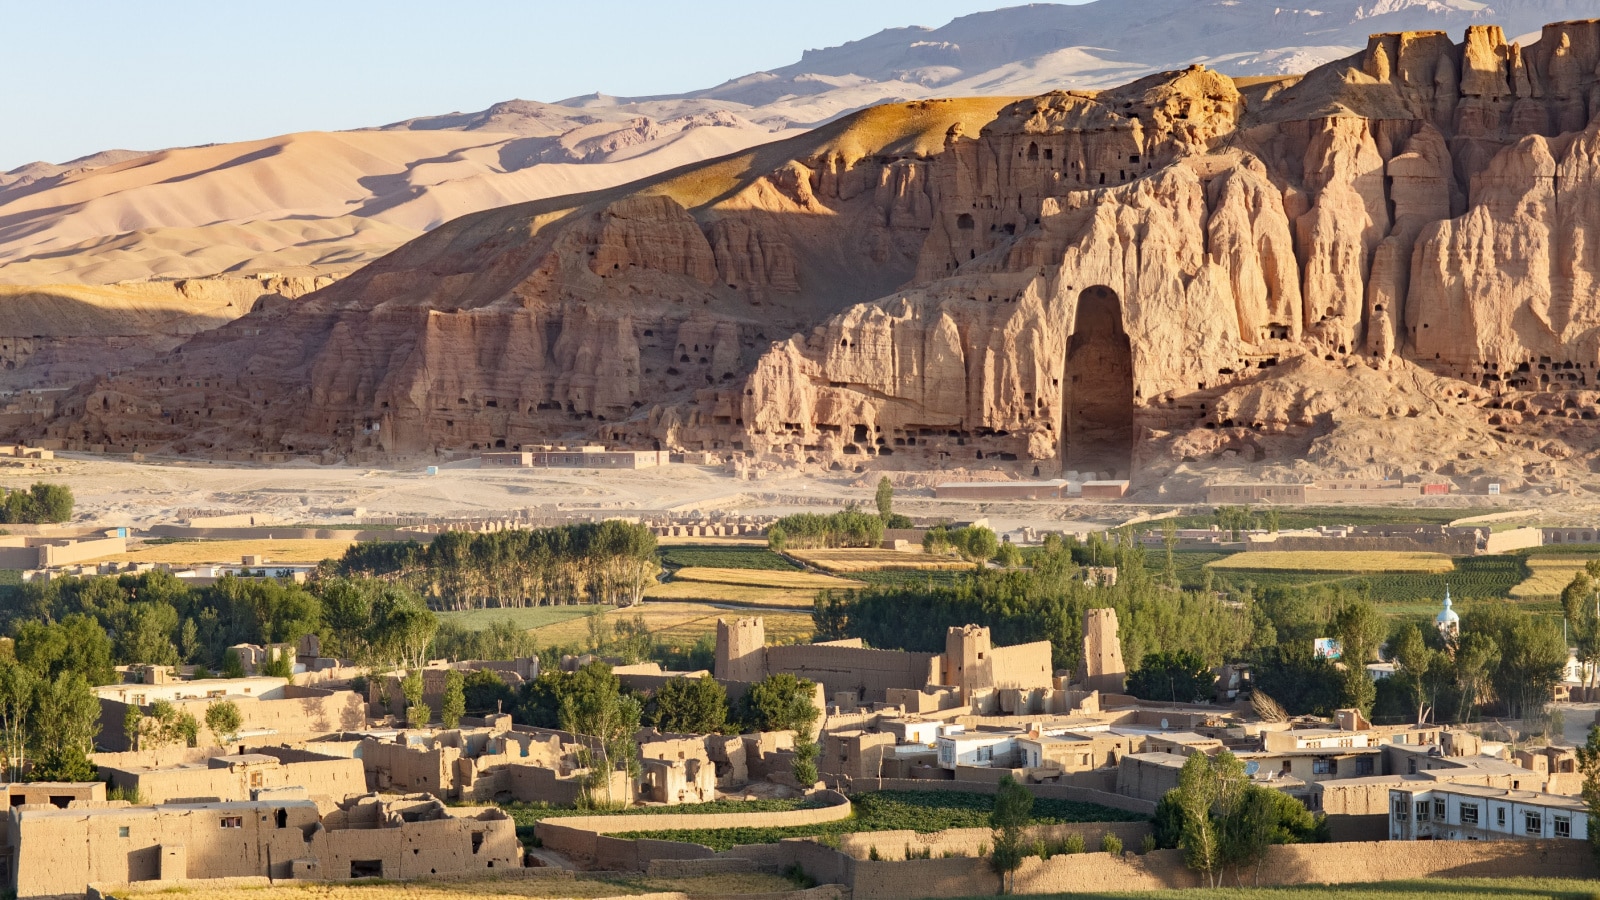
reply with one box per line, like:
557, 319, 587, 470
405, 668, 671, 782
1161, 520, 1179, 587
205, 700, 243, 745
260, 650, 294, 679
746, 674, 820, 786
1577, 724, 1600, 863
402, 670, 428, 728
649, 674, 728, 735
463, 669, 514, 715
556, 661, 642, 808
1172, 751, 1247, 887
221, 648, 246, 678
440, 670, 466, 729
989, 775, 1033, 894
876, 477, 894, 519
29, 672, 99, 781
0, 659, 35, 781
1126, 651, 1215, 703
1392, 622, 1438, 724
995, 542, 1024, 568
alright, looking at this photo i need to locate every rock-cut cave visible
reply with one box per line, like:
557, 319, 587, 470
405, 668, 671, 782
1062, 285, 1133, 478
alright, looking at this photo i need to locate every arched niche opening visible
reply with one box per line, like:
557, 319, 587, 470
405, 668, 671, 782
1062, 285, 1134, 478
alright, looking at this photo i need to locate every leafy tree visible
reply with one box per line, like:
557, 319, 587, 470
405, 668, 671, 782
1126, 651, 1215, 703
649, 674, 728, 735
0, 482, 74, 524
989, 775, 1033, 893
1464, 604, 1566, 721
1562, 571, 1600, 693
260, 651, 294, 678
0, 658, 34, 781
1391, 621, 1440, 724
555, 661, 641, 808
1173, 751, 1243, 887
15, 615, 116, 686
995, 542, 1024, 568
402, 670, 427, 728
29, 672, 99, 781
440, 670, 466, 729
205, 700, 243, 745
221, 648, 246, 679
462, 669, 514, 715
876, 477, 894, 519
746, 674, 820, 786
1576, 724, 1600, 863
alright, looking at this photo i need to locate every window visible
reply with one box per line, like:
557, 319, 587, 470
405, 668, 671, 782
1462, 803, 1479, 825
1356, 758, 1374, 776
1393, 799, 1408, 820
1312, 759, 1335, 775
1416, 801, 1429, 821
1408, 758, 1417, 774
1497, 808, 1506, 827
221, 817, 243, 829
1525, 811, 1543, 835
1556, 816, 1571, 838
118, 826, 130, 838
1434, 799, 1446, 820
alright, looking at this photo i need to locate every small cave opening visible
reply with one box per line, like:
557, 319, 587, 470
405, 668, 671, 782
1061, 285, 1133, 478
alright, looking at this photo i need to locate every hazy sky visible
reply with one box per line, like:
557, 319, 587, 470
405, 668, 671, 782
0, 0, 1092, 170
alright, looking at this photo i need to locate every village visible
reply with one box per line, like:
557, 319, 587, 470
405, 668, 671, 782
0, 588, 1591, 899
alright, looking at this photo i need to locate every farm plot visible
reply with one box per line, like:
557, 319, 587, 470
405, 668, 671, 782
98, 538, 356, 565
788, 548, 977, 573
1207, 551, 1454, 574
641, 580, 820, 608
1511, 557, 1592, 599
672, 566, 863, 590
658, 545, 797, 570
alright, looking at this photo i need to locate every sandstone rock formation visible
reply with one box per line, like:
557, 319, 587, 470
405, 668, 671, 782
28, 20, 1600, 495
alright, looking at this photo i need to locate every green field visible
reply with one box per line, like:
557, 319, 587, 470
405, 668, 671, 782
1006, 878, 1600, 900
1209, 551, 1454, 573
659, 546, 798, 571
1128, 507, 1483, 535
1205, 555, 1527, 609
614, 790, 1142, 851
436, 605, 597, 632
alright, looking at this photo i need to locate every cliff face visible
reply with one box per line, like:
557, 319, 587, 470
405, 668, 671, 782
32, 21, 1600, 490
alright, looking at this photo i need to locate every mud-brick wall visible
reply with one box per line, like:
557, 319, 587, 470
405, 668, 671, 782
837, 822, 1151, 861
845, 839, 1600, 899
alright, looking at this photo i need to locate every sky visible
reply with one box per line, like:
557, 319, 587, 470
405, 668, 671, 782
0, 0, 1091, 170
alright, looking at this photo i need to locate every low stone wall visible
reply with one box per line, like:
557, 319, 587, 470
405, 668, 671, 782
537, 791, 852, 867
868, 777, 1155, 815
837, 822, 1151, 861
838, 839, 1600, 899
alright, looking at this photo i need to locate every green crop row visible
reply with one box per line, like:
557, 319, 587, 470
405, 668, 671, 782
614, 790, 1143, 851
658, 546, 799, 571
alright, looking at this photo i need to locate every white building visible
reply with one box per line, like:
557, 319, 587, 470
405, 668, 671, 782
1388, 782, 1587, 842
936, 732, 1017, 769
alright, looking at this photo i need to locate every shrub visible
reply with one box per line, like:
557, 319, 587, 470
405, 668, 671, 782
1101, 833, 1123, 855
1140, 834, 1157, 854
1062, 834, 1085, 854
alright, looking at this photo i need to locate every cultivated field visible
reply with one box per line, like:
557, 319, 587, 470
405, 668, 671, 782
787, 548, 976, 573
436, 606, 597, 632
642, 581, 821, 608
1511, 556, 1592, 598
108, 871, 801, 900
95, 538, 356, 566
1206, 551, 1455, 574
488, 600, 812, 649
672, 566, 863, 590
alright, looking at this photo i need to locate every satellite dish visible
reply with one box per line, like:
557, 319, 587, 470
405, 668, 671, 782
1244, 761, 1260, 776
1161, 718, 1169, 729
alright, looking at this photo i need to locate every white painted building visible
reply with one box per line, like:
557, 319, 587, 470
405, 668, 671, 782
936, 732, 1017, 769
1388, 782, 1587, 842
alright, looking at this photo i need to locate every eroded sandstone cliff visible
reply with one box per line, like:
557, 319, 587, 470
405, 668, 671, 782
31, 20, 1600, 493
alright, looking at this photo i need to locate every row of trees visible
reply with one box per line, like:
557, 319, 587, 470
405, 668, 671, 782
5, 571, 441, 676
333, 521, 660, 609
814, 534, 1250, 675
767, 508, 886, 551
0, 482, 73, 524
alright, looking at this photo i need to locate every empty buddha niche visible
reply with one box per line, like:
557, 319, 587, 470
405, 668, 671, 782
1062, 285, 1133, 477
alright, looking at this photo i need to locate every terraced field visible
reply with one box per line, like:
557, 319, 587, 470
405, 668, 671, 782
787, 549, 977, 573
1511, 557, 1592, 599
1208, 551, 1454, 574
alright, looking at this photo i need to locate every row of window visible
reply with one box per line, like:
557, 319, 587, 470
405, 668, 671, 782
1393, 798, 1571, 837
